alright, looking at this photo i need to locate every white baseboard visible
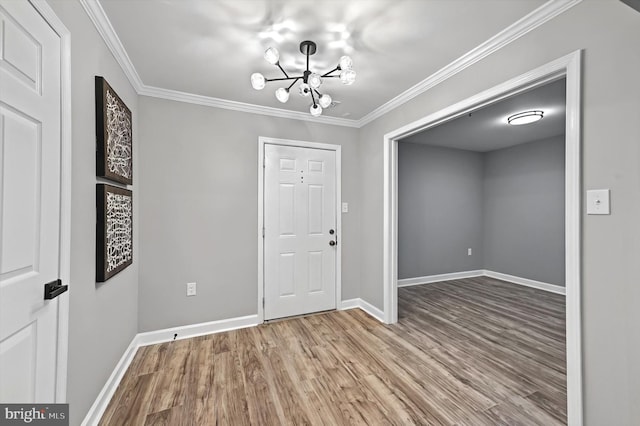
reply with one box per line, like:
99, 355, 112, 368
136, 314, 259, 347
483, 270, 566, 295
397, 269, 565, 295
358, 298, 385, 322
339, 298, 385, 323
82, 314, 260, 425
81, 336, 139, 426
339, 298, 360, 310
398, 270, 484, 287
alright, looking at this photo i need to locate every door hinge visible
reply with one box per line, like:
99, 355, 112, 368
262, 297, 265, 308
262, 227, 265, 238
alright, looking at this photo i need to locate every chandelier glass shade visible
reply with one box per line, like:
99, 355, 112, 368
250, 40, 355, 117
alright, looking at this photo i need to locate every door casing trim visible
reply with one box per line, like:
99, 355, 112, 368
258, 136, 342, 323
382, 50, 582, 424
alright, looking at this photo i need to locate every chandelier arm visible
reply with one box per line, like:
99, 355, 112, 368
265, 76, 304, 82
276, 63, 289, 78
321, 66, 340, 77
310, 88, 317, 107
286, 78, 300, 91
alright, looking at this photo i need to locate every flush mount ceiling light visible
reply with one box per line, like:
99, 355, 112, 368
507, 110, 544, 125
251, 40, 356, 117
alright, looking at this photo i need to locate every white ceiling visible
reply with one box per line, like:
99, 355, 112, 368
98, 0, 547, 120
402, 78, 566, 152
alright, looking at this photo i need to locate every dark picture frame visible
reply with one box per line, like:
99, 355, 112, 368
96, 184, 133, 282
95, 76, 133, 185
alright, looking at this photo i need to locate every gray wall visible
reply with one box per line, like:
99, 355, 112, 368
398, 143, 484, 279
46, 1, 139, 425
398, 136, 565, 286
357, 1, 640, 424
484, 136, 565, 285
137, 97, 360, 332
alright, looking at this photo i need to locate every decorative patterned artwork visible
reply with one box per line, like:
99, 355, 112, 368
96, 184, 133, 282
96, 76, 133, 184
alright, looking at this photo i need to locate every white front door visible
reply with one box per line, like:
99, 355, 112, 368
264, 144, 337, 320
0, 0, 63, 402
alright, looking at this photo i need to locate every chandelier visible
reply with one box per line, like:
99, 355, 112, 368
250, 40, 356, 117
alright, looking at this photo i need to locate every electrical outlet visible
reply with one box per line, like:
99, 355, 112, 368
468, 248, 472, 256
186, 282, 196, 296
342, 202, 349, 213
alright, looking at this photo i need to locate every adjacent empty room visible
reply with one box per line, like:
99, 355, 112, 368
396, 78, 568, 423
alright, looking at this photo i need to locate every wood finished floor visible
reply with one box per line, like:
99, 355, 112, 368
99, 277, 566, 425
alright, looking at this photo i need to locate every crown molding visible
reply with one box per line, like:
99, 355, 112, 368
81, 0, 581, 129
79, 0, 144, 92
138, 85, 360, 128
355, 0, 583, 128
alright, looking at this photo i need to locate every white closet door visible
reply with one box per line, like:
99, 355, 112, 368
0, 0, 62, 402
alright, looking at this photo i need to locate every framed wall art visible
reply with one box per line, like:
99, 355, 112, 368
95, 76, 133, 185
96, 184, 133, 282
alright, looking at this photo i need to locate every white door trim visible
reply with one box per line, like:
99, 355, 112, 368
382, 50, 582, 425
27, 0, 71, 403
258, 136, 342, 323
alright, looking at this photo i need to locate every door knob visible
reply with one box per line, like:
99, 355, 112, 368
329, 240, 336, 246
329, 229, 335, 235
44, 279, 68, 300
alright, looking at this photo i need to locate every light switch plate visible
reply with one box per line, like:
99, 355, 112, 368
586, 189, 610, 215
342, 202, 349, 213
